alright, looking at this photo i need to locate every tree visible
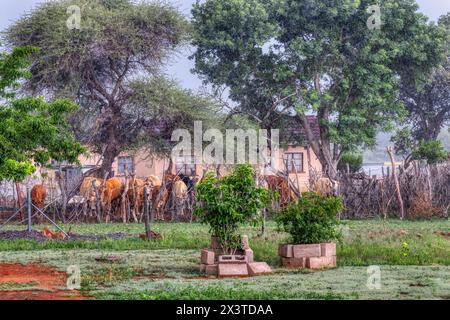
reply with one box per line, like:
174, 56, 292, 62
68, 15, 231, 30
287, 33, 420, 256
337, 152, 363, 173
391, 128, 448, 166
397, 13, 450, 141
5, 0, 201, 177
191, 0, 447, 178
0, 46, 84, 182
194, 164, 270, 253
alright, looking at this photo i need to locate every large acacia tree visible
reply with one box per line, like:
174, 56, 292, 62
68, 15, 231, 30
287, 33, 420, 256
191, 0, 447, 178
5, 0, 210, 177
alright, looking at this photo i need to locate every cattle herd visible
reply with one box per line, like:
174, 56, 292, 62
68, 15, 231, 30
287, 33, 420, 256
28, 171, 338, 224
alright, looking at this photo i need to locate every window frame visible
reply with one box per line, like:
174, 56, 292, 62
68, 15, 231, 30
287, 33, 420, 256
283, 152, 304, 174
117, 156, 135, 175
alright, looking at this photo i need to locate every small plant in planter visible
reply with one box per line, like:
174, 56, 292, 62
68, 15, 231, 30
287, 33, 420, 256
195, 164, 271, 254
276, 192, 344, 269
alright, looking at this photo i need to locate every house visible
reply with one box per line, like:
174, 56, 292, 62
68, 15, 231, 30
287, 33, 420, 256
76, 116, 323, 192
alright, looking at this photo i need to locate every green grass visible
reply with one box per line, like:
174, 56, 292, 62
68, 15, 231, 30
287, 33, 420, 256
1, 219, 449, 266
0, 281, 39, 291
1, 249, 449, 300
0, 219, 449, 299
93, 266, 450, 300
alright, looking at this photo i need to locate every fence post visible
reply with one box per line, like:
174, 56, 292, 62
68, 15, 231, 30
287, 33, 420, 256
27, 187, 32, 232
143, 187, 151, 239
93, 180, 102, 223
15, 182, 24, 221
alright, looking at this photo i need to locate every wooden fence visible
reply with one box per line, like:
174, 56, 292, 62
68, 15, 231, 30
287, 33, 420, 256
337, 161, 450, 219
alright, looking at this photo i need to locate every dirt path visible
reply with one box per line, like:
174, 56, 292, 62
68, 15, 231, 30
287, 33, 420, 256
0, 263, 88, 300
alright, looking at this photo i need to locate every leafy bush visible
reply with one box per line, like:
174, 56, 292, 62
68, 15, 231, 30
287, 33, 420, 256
276, 192, 344, 244
194, 164, 271, 253
337, 152, 363, 173
412, 140, 448, 164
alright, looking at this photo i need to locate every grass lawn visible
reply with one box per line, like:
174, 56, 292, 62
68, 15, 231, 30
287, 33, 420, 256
0, 219, 449, 299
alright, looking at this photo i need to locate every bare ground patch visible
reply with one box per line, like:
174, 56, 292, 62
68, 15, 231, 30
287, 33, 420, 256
0, 263, 89, 300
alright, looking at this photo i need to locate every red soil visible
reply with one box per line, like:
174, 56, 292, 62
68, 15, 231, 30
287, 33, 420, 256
0, 263, 88, 300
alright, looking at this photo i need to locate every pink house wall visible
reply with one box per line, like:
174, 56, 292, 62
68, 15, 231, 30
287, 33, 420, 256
78, 145, 322, 191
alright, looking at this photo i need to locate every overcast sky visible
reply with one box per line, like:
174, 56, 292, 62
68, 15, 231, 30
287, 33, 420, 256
1, 0, 449, 91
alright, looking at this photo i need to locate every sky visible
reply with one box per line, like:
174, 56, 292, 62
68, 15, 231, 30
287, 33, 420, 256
1, 0, 449, 91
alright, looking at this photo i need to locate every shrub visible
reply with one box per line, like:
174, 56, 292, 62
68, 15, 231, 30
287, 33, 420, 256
337, 152, 363, 173
194, 164, 271, 253
276, 192, 344, 244
408, 193, 443, 220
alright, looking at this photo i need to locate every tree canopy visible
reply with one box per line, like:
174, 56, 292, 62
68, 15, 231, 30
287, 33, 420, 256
397, 13, 450, 142
0, 47, 84, 182
4, 0, 215, 177
191, 0, 448, 177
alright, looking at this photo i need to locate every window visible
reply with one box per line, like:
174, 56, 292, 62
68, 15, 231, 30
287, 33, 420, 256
175, 156, 196, 176
284, 153, 304, 173
118, 156, 134, 175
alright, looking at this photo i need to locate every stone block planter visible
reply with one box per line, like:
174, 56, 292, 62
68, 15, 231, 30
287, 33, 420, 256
280, 243, 336, 270
200, 235, 272, 277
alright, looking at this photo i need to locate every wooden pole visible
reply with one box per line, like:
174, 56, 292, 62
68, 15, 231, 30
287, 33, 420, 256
27, 187, 32, 232
387, 146, 405, 220
121, 171, 129, 223
15, 182, 24, 221
94, 180, 102, 223
143, 187, 152, 239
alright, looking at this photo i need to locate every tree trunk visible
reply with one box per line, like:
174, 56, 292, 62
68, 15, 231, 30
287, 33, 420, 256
295, 114, 339, 179
387, 146, 405, 220
100, 146, 119, 178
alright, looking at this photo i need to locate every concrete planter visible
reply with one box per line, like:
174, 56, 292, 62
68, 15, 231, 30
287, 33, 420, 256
200, 235, 272, 277
279, 243, 337, 269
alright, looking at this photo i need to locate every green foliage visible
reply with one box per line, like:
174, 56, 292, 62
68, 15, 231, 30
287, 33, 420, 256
4, 0, 194, 173
392, 128, 448, 164
191, 0, 447, 173
194, 165, 271, 253
337, 152, 363, 173
0, 47, 85, 181
391, 128, 416, 159
412, 140, 448, 164
127, 78, 223, 156
5, 0, 189, 96
277, 193, 343, 244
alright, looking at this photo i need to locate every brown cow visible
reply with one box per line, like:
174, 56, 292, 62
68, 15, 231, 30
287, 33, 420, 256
314, 177, 339, 197
145, 175, 161, 188
172, 180, 188, 220
31, 185, 47, 210
31, 185, 47, 223
102, 178, 124, 221
79, 177, 103, 217
102, 178, 123, 204
265, 175, 297, 208
152, 173, 180, 220
127, 177, 146, 221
